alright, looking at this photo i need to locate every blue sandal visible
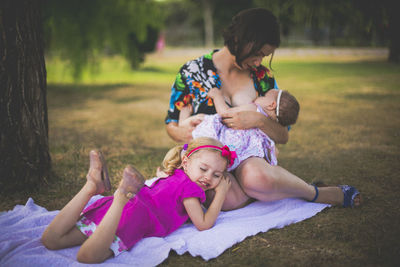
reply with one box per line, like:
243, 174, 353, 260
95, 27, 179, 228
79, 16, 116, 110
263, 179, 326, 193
310, 183, 361, 208
310, 184, 319, 202
339, 185, 360, 208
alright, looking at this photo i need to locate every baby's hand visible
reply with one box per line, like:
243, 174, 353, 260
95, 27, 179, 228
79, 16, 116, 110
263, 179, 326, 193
214, 173, 231, 195
178, 104, 193, 126
208, 87, 221, 99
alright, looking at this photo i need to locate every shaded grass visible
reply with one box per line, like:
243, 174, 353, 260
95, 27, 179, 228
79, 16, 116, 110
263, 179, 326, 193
1, 49, 400, 266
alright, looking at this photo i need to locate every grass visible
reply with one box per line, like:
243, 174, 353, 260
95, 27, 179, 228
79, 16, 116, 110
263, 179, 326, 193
1, 48, 399, 266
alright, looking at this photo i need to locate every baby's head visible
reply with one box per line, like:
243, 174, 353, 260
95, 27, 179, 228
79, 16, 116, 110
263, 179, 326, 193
162, 137, 236, 191
256, 89, 300, 127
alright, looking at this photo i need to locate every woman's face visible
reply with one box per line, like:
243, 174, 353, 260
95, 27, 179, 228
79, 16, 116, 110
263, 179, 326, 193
236, 44, 276, 70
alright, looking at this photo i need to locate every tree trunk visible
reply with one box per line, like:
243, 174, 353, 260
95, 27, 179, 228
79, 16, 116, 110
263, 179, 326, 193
0, 0, 51, 191
202, 0, 214, 47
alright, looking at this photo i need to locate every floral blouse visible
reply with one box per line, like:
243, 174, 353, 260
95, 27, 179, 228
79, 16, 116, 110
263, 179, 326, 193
165, 50, 278, 124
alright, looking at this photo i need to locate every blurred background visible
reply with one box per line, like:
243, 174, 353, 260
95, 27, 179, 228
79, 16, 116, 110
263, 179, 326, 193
43, 0, 398, 81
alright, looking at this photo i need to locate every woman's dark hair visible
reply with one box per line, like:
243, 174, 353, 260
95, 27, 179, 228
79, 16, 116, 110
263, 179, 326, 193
277, 90, 300, 127
223, 8, 280, 67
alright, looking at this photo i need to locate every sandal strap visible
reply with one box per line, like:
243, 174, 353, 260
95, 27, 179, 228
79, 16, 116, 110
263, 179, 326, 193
310, 184, 319, 202
339, 185, 360, 208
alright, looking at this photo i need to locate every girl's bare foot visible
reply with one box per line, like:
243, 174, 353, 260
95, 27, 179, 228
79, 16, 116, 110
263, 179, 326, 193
86, 150, 106, 195
116, 165, 145, 199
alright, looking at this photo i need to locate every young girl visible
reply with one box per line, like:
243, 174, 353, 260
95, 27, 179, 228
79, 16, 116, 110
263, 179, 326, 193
41, 137, 234, 263
180, 87, 299, 171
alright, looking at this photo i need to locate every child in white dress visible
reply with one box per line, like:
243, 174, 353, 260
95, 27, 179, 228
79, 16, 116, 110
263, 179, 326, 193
183, 87, 299, 171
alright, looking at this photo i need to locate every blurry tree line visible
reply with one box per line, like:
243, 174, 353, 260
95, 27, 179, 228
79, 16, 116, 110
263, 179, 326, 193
0, 0, 398, 191
43, 0, 399, 78
164, 0, 398, 62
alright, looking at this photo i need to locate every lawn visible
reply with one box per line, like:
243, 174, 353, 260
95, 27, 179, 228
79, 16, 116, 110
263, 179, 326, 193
1, 48, 399, 266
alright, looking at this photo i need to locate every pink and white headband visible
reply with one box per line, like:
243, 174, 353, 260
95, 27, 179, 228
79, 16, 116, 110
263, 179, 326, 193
182, 144, 237, 167
276, 89, 283, 122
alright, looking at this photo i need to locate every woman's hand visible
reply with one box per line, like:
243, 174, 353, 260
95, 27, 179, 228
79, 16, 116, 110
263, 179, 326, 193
166, 114, 205, 143
180, 113, 204, 131
221, 110, 289, 144
221, 110, 263, 130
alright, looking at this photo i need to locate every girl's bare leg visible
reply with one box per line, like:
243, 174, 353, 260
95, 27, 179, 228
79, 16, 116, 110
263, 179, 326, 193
236, 157, 360, 206
77, 165, 145, 263
76, 191, 126, 263
41, 150, 106, 250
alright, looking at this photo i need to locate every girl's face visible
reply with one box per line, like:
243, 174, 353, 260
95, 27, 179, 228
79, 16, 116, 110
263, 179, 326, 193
183, 150, 227, 191
236, 44, 276, 70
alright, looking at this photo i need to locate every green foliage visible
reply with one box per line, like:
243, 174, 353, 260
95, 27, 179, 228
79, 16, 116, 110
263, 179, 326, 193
253, 0, 390, 46
43, 0, 164, 80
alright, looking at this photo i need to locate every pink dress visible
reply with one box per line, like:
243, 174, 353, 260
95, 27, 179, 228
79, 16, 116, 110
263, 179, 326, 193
192, 113, 277, 171
76, 169, 205, 256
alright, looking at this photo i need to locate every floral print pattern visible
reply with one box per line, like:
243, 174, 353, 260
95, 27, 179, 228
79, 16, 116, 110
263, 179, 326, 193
192, 114, 278, 171
76, 216, 127, 256
165, 50, 277, 124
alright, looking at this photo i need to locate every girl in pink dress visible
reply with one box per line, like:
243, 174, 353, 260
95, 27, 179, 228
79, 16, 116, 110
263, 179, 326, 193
41, 137, 236, 263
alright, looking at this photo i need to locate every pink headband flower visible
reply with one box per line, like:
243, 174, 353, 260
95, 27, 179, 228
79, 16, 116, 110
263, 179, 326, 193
185, 145, 237, 167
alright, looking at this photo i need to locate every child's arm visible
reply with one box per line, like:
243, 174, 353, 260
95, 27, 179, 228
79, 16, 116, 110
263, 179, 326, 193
209, 87, 255, 116
183, 175, 231, 231
208, 87, 230, 114
178, 104, 193, 126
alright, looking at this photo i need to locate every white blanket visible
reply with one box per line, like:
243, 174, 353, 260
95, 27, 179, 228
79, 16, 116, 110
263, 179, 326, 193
0, 191, 329, 267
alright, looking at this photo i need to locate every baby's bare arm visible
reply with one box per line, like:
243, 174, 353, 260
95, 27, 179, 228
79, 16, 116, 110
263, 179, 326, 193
208, 88, 229, 114
178, 105, 193, 126
209, 88, 255, 115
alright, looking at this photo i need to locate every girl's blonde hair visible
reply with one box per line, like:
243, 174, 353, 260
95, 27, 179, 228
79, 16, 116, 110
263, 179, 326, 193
161, 137, 225, 175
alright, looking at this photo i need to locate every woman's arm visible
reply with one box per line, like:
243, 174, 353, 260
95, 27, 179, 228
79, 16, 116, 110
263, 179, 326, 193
183, 175, 231, 231
221, 110, 289, 144
166, 114, 205, 143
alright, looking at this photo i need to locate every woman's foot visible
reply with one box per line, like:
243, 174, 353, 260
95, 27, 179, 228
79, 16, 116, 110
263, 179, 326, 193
86, 150, 110, 195
117, 165, 145, 199
311, 182, 361, 207
339, 185, 362, 207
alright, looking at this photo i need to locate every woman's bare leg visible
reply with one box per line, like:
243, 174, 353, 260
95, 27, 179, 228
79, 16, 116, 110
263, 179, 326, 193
41, 150, 106, 250
236, 157, 360, 206
77, 165, 145, 263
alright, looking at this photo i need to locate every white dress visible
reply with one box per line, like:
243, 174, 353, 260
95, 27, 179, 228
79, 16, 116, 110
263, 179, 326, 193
192, 109, 277, 171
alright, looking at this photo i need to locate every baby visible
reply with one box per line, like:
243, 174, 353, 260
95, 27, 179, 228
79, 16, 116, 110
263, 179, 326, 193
181, 87, 300, 170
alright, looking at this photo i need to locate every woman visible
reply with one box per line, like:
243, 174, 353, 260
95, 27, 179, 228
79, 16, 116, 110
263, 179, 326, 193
165, 8, 361, 210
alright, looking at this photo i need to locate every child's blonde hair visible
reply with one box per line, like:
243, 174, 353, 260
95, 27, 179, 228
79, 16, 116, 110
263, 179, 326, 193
161, 137, 225, 175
